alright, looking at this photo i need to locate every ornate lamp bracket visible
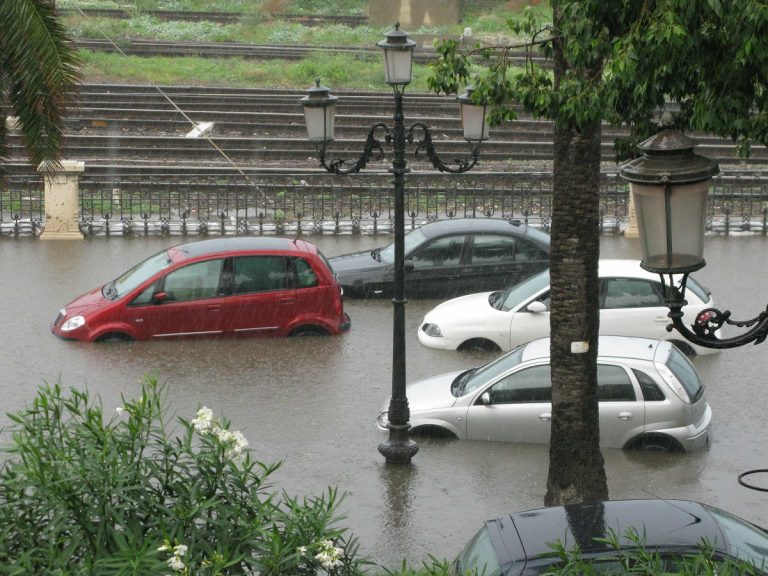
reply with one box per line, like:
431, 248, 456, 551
408, 122, 480, 174
317, 122, 391, 174
661, 273, 768, 349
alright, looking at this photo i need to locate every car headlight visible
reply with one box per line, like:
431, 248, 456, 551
421, 323, 443, 337
61, 315, 86, 332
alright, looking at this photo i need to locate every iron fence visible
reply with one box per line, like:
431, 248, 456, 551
3, 172, 768, 238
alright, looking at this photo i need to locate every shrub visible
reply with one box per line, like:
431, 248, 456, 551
0, 377, 367, 575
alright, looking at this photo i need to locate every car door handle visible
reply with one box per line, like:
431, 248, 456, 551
279, 297, 296, 304
655, 316, 669, 322
539, 412, 551, 421
618, 412, 633, 421
207, 305, 221, 312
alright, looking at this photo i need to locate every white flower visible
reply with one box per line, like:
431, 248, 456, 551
157, 544, 171, 552
115, 406, 125, 414
297, 546, 307, 555
315, 540, 344, 570
167, 555, 186, 571
214, 427, 234, 444
191, 406, 214, 434
173, 544, 188, 557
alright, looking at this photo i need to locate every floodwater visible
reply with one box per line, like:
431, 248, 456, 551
1, 232, 767, 567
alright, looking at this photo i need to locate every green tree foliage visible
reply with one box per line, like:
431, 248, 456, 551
0, 0, 80, 172
428, 0, 767, 505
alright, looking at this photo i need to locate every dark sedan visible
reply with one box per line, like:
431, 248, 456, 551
328, 218, 550, 298
456, 499, 768, 575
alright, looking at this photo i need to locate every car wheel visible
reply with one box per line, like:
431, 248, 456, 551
410, 425, 457, 439
290, 326, 329, 337
629, 434, 683, 453
458, 338, 501, 353
95, 333, 133, 343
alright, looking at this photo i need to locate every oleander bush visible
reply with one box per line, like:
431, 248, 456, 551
0, 377, 370, 575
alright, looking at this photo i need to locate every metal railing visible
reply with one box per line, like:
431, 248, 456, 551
3, 172, 768, 238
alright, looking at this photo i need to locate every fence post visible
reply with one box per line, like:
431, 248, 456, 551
38, 160, 85, 240
624, 189, 639, 238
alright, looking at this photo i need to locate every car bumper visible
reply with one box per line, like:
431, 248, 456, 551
340, 313, 351, 333
663, 404, 713, 452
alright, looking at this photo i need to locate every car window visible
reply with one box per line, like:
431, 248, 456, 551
291, 257, 318, 289
632, 369, 666, 401
162, 259, 224, 302
379, 227, 427, 263
597, 365, 636, 401
469, 234, 516, 264
602, 278, 664, 309
231, 256, 287, 294
455, 526, 503, 576
686, 275, 711, 303
486, 365, 551, 404
707, 505, 768, 569
499, 270, 550, 311
665, 347, 704, 403
130, 280, 159, 307
112, 249, 173, 298
409, 235, 465, 268
458, 346, 526, 396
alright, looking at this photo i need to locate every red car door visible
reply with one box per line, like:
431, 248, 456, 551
222, 255, 298, 336
123, 258, 226, 339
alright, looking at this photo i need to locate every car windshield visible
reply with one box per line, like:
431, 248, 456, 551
707, 505, 768, 570
454, 526, 503, 576
666, 346, 704, 403
377, 227, 427, 263
105, 249, 173, 300
686, 275, 711, 303
496, 269, 550, 311
453, 346, 526, 397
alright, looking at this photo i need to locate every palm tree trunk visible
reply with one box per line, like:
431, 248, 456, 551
544, 0, 608, 506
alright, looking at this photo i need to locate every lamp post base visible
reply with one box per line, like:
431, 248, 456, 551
378, 424, 419, 465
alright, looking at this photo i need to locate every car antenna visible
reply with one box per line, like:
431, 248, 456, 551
640, 489, 703, 526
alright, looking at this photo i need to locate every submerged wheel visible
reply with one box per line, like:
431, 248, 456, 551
95, 332, 133, 343
458, 338, 501, 352
290, 326, 329, 337
628, 434, 683, 453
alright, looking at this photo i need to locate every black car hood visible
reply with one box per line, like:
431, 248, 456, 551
328, 250, 389, 275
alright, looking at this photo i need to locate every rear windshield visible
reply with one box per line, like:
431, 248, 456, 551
686, 275, 711, 303
454, 526, 502, 576
666, 347, 704, 402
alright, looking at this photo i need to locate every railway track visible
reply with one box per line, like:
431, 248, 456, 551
59, 8, 369, 27
74, 38, 538, 65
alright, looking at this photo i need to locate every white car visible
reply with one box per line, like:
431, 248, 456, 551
418, 259, 717, 356
378, 335, 712, 451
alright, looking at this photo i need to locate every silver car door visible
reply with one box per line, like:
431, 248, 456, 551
597, 363, 645, 448
465, 364, 552, 444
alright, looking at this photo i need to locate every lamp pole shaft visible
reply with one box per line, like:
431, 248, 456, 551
378, 87, 418, 465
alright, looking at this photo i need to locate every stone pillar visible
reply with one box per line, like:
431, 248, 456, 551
39, 160, 85, 240
624, 187, 639, 238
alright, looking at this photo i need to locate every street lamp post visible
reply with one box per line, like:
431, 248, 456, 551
300, 23, 488, 465
620, 128, 768, 349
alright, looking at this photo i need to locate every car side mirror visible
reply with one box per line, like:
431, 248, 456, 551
480, 391, 492, 405
526, 300, 547, 313
153, 291, 168, 304
404, 259, 414, 272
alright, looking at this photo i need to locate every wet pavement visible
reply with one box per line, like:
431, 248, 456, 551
1, 232, 767, 567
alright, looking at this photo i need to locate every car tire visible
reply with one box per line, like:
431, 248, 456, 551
458, 338, 501, 353
629, 434, 683, 453
95, 333, 133, 343
290, 326, 329, 337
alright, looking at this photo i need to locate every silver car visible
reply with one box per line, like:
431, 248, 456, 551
378, 336, 712, 451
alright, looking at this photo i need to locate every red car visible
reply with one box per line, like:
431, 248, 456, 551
52, 237, 351, 342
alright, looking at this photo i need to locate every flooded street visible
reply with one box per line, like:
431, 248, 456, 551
1, 231, 767, 567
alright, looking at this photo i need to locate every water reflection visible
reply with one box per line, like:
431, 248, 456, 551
0, 234, 767, 567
